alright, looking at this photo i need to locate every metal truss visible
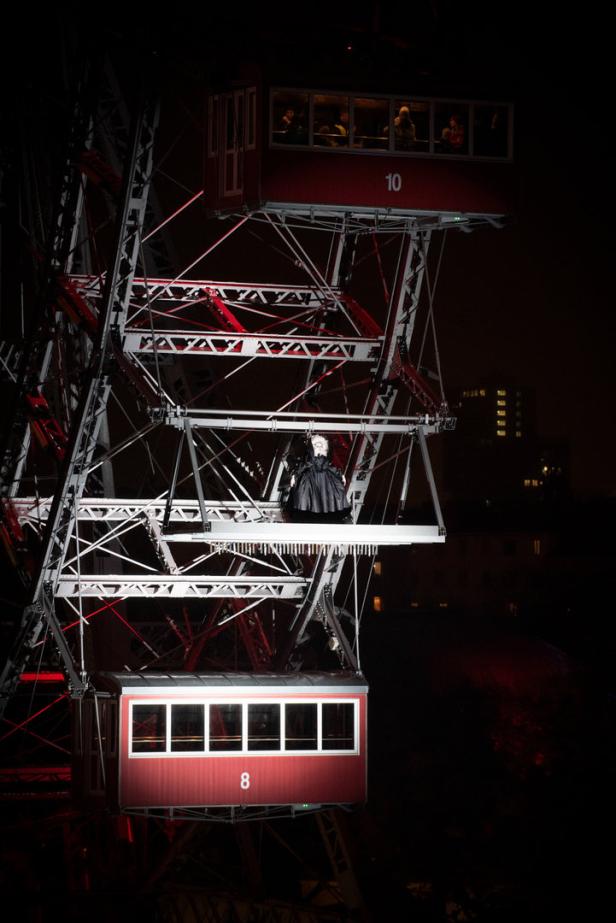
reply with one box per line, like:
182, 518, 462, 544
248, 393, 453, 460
0, 55, 463, 832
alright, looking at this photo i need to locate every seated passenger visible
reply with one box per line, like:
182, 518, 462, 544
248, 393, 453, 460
280, 108, 295, 131
278, 108, 307, 144
440, 114, 465, 152
315, 124, 338, 147
332, 111, 350, 144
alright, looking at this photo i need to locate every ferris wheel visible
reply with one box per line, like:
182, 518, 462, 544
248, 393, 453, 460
0, 39, 513, 912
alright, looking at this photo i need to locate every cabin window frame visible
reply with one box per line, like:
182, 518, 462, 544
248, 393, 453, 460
128, 697, 359, 757
268, 86, 513, 163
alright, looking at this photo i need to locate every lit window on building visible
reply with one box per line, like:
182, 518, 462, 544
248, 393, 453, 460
497, 389, 507, 396
373, 560, 382, 576
515, 431, 522, 437
373, 595, 383, 612
479, 389, 486, 396
438, 602, 449, 608
410, 601, 419, 608
533, 539, 541, 555
497, 399, 507, 407
497, 429, 507, 437
497, 409, 506, 417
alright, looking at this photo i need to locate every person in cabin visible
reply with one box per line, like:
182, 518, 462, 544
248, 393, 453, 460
440, 113, 465, 152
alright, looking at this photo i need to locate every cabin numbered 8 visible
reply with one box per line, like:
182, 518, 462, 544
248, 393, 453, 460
205, 82, 515, 219
73, 672, 368, 821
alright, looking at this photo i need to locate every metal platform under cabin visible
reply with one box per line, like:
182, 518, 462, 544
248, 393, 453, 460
162, 520, 445, 554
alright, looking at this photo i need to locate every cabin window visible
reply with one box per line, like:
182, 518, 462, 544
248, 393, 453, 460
171, 704, 205, 752
285, 703, 318, 750
248, 703, 281, 751
353, 97, 389, 150
473, 104, 510, 158
128, 697, 359, 756
322, 703, 355, 750
313, 94, 349, 148
269, 89, 512, 161
210, 703, 242, 751
393, 99, 430, 153
132, 704, 166, 753
271, 91, 309, 145
434, 102, 469, 155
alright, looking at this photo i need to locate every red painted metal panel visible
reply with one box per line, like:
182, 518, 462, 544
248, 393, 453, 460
261, 150, 515, 216
117, 693, 366, 808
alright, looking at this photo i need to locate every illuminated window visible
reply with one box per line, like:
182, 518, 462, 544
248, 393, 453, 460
497, 400, 507, 406
497, 409, 507, 417
479, 389, 486, 396
354, 97, 390, 151
410, 602, 419, 608
373, 595, 383, 612
515, 431, 522, 437
533, 539, 541, 555
497, 389, 507, 396
438, 602, 449, 608
496, 429, 507, 437
373, 560, 382, 576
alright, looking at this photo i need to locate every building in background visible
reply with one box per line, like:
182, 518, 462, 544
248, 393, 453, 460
443, 380, 569, 504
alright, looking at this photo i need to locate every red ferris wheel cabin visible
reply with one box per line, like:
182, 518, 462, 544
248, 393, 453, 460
205, 84, 515, 219
73, 671, 368, 820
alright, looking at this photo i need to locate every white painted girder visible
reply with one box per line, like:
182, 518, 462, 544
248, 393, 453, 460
13, 497, 282, 526
69, 275, 331, 308
122, 329, 382, 362
160, 409, 447, 435
55, 575, 307, 598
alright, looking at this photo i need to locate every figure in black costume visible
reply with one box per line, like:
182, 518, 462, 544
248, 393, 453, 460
286, 434, 351, 522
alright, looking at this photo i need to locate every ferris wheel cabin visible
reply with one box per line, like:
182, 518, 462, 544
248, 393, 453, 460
205, 84, 514, 219
73, 671, 368, 820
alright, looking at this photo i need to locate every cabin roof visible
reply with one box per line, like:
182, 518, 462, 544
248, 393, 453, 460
95, 671, 368, 692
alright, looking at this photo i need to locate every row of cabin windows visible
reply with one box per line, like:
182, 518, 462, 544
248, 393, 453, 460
271, 90, 512, 160
131, 701, 356, 754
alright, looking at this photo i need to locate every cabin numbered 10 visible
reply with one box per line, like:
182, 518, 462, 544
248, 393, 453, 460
205, 82, 515, 219
73, 671, 368, 820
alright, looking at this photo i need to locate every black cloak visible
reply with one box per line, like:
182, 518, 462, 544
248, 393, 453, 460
286, 443, 351, 519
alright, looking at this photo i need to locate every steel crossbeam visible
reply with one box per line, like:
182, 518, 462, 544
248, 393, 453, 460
122, 329, 382, 361
55, 575, 307, 599
159, 408, 448, 435
12, 498, 283, 526
70, 275, 332, 309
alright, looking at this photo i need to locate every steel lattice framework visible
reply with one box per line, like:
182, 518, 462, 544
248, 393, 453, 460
0, 38, 510, 918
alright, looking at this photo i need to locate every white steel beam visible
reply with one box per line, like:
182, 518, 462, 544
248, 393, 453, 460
159, 409, 449, 436
55, 575, 307, 599
70, 275, 332, 309
122, 330, 381, 361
